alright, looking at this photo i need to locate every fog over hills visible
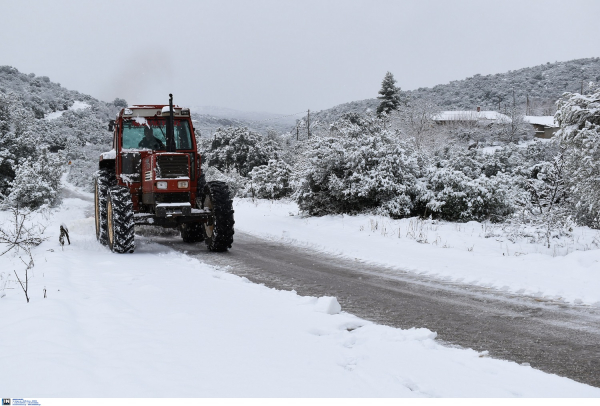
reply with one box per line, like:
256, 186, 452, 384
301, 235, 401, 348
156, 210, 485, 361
191, 106, 299, 137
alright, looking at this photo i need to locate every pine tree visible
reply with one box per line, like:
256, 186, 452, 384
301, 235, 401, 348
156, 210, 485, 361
376, 72, 402, 117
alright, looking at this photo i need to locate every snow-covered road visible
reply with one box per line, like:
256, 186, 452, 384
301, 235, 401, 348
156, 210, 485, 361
233, 198, 600, 307
1, 188, 599, 397
158, 230, 600, 389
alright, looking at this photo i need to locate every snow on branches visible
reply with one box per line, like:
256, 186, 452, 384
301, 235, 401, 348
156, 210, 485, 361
555, 87, 600, 228
294, 114, 420, 218
247, 159, 292, 199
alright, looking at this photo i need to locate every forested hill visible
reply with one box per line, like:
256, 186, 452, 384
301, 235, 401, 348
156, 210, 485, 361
192, 112, 293, 137
0, 65, 123, 121
0, 66, 125, 195
306, 57, 600, 126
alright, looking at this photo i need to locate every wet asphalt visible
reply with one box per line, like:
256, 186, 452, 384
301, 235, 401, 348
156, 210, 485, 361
153, 230, 600, 389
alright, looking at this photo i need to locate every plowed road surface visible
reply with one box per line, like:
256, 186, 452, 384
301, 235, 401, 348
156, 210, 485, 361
154, 231, 600, 388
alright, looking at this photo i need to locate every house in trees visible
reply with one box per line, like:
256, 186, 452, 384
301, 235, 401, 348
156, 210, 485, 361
523, 116, 558, 138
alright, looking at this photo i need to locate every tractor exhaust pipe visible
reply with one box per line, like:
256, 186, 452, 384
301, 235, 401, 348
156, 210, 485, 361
167, 93, 176, 152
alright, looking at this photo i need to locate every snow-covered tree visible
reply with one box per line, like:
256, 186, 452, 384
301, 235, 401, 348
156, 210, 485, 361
294, 114, 421, 217
200, 127, 280, 177
112, 98, 128, 108
5, 148, 65, 209
495, 94, 531, 143
508, 152, 571, 246
555, 87, 600, 228
376, 72, 402, 117
392, 96, 442, 150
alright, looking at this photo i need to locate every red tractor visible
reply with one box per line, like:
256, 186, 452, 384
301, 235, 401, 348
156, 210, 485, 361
94, 94, 234, 253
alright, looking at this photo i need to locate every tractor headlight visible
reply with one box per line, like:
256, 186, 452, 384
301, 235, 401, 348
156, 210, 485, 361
156, 181, 168, 190
177, 181, 189, 189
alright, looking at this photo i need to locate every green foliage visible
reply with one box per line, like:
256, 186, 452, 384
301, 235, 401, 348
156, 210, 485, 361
0, 66, 121, 205
200, 127, 279, 177
376, 72, 402, 117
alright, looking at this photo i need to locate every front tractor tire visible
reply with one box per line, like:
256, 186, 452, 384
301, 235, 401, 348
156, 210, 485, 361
94, 168, 116, 246
180, 223, 205, 243
202, 181, 234, 252
106, 186, 135, 253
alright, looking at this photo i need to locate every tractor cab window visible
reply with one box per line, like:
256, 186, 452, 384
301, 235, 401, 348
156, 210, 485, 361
121, 118, 193, 150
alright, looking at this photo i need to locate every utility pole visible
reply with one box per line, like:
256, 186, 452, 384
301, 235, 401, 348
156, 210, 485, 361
526, 94, 529, 116
581, 80, 584, 94
296, 121, 299, 141
307, 109, 310, 139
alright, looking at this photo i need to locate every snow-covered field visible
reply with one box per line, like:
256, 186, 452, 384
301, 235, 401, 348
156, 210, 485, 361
1, 189, 599, 397
234, 199, 600, 307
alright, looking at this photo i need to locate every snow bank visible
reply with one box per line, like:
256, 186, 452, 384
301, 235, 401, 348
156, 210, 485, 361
234, 199, 600, 306
315, 296, 342, 314
0, 190, 599, 396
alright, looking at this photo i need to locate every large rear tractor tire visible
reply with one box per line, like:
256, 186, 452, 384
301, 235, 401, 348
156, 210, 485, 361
202, 181, 234, 252
106, 186, 135, 253
94, 168, 116, 246
180, 223, 205, 243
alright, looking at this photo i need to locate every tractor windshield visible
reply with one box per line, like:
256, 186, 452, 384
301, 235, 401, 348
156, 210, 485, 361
122, 118, 193, 150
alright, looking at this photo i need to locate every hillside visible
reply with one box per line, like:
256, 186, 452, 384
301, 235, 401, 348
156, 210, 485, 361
192, 112, 293, 138
306, 57, 600, 127
0, 65, 121, 121
0, 66, 124, 196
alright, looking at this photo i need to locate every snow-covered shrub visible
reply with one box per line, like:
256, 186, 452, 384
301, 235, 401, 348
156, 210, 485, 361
555, 87, 600, 228
246, 159, 292, 199
202, 164, 247, 198
0, 93, 66, 207
5, 148, 65, 209
418, 168, 514, 222
294, 114, 421, 217
200, 127, 280, 177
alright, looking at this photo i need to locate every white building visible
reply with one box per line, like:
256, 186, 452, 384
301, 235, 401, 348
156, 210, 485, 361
433, 108, 512, 125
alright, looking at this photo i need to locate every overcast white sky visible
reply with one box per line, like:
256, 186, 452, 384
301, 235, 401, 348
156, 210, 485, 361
1, 0, 599, 114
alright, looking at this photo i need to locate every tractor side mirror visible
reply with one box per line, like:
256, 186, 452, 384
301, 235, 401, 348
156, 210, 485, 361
108, 120, 115, 132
